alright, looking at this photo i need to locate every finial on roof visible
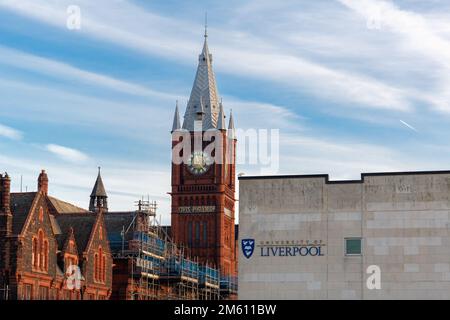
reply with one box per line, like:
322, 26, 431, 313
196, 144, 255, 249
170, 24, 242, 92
204, 12, 208, 38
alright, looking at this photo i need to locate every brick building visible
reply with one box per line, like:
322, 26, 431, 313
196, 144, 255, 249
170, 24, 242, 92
0, 32, 238, 301
170, 31, 238, 281
0, 170, 112, 300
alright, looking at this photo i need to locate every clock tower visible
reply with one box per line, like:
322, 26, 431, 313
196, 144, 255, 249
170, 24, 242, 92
170, 31, 237, 277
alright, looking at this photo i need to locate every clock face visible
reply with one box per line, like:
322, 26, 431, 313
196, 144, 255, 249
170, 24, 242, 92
187, 151, 212, 175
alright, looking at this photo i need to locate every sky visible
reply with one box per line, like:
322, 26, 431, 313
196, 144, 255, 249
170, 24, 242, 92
1, 0, 450, 224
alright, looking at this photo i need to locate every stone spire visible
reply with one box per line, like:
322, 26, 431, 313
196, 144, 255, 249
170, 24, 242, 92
217, 102, 226, 130
228, 109, 236, 140
89, 167, 108, 213
172, 101, 181, 132
182, 31, 221, 131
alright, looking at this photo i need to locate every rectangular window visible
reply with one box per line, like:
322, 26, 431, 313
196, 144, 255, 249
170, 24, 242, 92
195, 222, 200, 245
345, 238, 362, 255
187, 222, 193, 247
203, 221, 208, 246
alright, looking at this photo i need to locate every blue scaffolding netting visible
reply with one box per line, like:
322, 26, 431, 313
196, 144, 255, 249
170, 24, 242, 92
199, 265, 219, 286
132, 231, 166, 257
162, 256, 199, 279
220, 275, 238, 292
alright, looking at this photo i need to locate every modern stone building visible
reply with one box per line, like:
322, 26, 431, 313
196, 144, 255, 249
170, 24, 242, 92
238, 171, 450, 299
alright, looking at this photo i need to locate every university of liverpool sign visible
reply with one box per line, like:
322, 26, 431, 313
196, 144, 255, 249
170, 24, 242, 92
178, 206, 216, 214
242, 239, 326, 259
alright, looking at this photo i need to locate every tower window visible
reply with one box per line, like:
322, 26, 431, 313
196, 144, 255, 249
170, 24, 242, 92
195, 222, 200, 245
203, 221, 207, 245
188, 222, 193, 247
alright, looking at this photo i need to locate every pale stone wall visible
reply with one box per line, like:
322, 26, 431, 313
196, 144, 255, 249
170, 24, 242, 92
238, 172, 450, 299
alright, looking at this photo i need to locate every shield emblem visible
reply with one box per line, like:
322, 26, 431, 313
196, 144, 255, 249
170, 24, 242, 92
242, 238, 255, 259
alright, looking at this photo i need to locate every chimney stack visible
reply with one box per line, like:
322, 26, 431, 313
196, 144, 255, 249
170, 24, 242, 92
0, 172, 12, 237
37, 170, 49, 195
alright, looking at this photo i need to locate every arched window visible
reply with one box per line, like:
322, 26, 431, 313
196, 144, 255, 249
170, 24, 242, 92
102, 255, 106, 282
32, 237, 38, 269
38, 230, 44, 270
38, 207, 44, 223
43, 240, 48, 271
69, 240, 74, 252
94, 253, 99, 282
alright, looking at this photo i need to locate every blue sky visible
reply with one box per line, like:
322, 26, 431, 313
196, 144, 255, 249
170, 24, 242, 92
1, 0, 450, 223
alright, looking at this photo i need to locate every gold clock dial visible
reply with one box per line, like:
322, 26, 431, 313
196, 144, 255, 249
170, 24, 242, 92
187, 151, 212, 175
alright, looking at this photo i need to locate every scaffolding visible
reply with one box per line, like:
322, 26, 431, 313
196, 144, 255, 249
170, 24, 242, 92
108, 199, 224, 300
199, 264, 220, 300
220, 275, 238, 299
161, 242, 199, 300
0, 284, 9, 300
109, 200, 163, 300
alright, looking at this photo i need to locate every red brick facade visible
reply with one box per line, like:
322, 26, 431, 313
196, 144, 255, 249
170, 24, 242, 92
171, 130, 237, 277
0, 172, 112, 300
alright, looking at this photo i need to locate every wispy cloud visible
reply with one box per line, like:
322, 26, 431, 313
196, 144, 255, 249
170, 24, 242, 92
0, 123, 23, 140
337, 0, 450, 112
0, 46, 175, 100
0, 0, 415, 111
46, 144, 89, 163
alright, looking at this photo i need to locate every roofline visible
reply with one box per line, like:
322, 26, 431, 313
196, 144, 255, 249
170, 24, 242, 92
238, 170, 450, 184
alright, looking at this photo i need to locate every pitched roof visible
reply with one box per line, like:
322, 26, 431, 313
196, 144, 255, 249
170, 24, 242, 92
48, 196, 88, 214
182, 36, 221, 131
90, 170, 107, 197
55, 213, 97, 253
10, 192, 38, 235
49, 214, 62, 235
103, 211, 139, 250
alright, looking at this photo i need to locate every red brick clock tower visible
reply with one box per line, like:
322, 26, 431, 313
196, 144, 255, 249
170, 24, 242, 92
170, 32, 237, 276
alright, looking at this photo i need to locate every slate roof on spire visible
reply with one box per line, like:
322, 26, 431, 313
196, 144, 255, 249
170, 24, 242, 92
217, 103, 226, 130
172, 101, 181, 131
182, 34, 220, 131
90, 168, 107, 198
228, 109, 236, 140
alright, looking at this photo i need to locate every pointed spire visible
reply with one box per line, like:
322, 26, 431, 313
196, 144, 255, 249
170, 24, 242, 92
228, 109, 236, 139
91, 167, 107, 197
90, 167, 108, 213
172, 100, 181, 132
182, 27, 220, 131
217, 102, 225, 130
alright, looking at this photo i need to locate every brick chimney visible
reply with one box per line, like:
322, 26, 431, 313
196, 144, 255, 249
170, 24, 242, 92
0, 173, 12, 237
37, 170, 48, 195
